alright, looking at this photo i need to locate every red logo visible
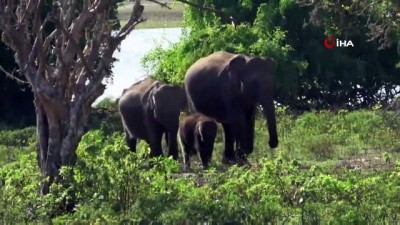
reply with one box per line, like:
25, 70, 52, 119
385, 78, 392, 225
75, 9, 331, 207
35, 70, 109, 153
324, 37, 336, 49
323, 37, 354, 48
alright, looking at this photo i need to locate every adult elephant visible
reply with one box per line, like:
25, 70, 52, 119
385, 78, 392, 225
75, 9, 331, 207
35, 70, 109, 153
118, 77, 187, 159
184, 51, 278, 164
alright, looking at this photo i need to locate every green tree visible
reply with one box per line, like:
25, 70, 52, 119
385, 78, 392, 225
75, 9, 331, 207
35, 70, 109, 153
143, 0, 400, 110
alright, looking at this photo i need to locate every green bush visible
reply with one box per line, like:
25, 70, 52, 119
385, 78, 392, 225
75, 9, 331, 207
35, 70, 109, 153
0, 127, 36, 166
89, 97, 123, 135
1, 110, 400, 223
0, 126, 36, 147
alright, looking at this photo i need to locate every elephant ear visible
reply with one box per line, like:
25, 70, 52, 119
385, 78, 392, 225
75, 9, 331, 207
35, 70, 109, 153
246, 56, 275, 75
151, 84, 186, 124
218, 54, 247, 84
121, 88, 128, 95
260, 56, 275, 73
143, 81, 162, 111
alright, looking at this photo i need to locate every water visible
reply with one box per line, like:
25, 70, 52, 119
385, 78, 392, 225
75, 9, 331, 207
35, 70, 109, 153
95, 28, 182, 104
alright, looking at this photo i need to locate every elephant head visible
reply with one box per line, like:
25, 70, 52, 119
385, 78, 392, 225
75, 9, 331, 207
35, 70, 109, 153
148, 82, 187, 126
195, 118, 218, 169
217, 55, 247, 94
244, 56, 278, 148
184, 50, 278, 163
197, 119, 218, 143
221, 55, 278, 149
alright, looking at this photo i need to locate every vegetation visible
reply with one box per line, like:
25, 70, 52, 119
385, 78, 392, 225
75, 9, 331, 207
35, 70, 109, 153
1, 106, 400, 223
143, 0, 400, 110
1, 0, 400, 223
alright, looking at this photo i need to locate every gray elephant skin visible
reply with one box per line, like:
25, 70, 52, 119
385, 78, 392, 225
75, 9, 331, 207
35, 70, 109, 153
178, 113, 218, 170
118, 77, 187, 159
184, 51, 278, 164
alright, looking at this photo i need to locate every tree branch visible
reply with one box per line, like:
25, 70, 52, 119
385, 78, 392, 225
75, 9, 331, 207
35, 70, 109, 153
296, 0, 320, 7
176, 0, 237, 27
0, 66, 29, 84
55, 21, 96, 78
116, 0, 145, 40
145, 0, 172, 9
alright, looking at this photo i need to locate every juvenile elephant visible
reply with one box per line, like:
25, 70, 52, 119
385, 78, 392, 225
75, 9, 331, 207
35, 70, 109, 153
118, 77, 187, 159
178, 113, 218, 170
184, 51, 278, 165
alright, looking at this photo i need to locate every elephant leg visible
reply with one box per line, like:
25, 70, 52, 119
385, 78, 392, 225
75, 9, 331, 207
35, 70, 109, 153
221, 123, 236, 165
164, 132, 169, 146
198, 148, 211, 170
124, 129, 137, 152
167, 127, 179, 160
243, 108, 256, 155
182, 144, 191, 171
149, 130, 163, 158
145, 116, 164, 158
178, 132, 190, 170
226, 111, 248, 164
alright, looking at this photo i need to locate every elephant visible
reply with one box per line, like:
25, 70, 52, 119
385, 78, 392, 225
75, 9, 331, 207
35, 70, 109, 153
178, 113, 218, 170
184, 51, 278, 165
118, 77, 187, 159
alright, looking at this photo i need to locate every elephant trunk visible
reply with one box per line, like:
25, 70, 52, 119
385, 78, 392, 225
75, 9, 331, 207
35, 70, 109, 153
259, 76, 278, 149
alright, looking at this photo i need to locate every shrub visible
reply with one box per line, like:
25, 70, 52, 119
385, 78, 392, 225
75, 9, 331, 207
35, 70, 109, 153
0, 110, 400, 223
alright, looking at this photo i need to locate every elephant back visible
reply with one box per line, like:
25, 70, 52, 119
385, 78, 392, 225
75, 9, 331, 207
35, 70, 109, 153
121, 77, 157, 96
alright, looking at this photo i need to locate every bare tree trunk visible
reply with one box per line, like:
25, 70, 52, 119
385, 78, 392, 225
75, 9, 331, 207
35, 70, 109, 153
35, 95, 52, 194
0, 0, 146, 194
34, 92, 86, 194
34, 84, 102, 194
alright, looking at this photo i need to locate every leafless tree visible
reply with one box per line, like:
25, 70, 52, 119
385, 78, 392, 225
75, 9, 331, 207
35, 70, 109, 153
0, 0, 145, 194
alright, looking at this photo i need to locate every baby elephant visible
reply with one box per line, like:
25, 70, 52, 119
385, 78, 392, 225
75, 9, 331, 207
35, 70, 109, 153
178, 113, 218, 170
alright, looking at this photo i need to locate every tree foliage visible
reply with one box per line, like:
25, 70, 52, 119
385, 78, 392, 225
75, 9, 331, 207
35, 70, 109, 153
143, 0, 400, 110
298, 0, 400, 50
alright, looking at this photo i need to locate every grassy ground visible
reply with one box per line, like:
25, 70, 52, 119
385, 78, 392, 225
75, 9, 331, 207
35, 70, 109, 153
117, 1, 184, 29
2, 109, 400, 223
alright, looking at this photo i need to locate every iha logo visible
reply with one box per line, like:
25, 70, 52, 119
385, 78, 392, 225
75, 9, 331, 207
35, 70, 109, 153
323, 37, 354, 48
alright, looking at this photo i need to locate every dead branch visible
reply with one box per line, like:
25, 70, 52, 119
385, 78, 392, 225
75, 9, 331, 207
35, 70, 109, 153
297, 0, 320, 7
116, 0, 145, 40
175, 0, 237, 27
0, 0, 146, 117
0, 66, 29, 84
54, 20, 96, 78
145, 0, 172, 9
